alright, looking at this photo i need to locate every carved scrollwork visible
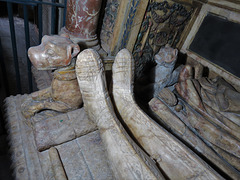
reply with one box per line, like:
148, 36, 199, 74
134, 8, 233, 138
133, 0, 193, 78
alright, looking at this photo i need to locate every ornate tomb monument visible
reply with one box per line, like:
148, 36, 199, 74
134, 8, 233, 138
3, 0, 240, 179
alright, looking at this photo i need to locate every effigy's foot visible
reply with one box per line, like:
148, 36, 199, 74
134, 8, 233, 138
112, 49, 223, 179
75, 49, 164, 179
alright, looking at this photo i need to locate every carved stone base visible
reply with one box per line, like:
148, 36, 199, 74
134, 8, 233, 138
4, 95, 113, 179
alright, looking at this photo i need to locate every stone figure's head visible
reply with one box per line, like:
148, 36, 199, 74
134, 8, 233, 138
28, 34, 80, 70
154, 45, 178, 65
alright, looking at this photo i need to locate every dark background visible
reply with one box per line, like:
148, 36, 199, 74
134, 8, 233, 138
190, 13, 240, 78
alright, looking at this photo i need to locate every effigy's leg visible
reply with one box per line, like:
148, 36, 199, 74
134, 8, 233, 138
112, 49, 222, 179
149, 97, 240, 179
75, 49, 164, 180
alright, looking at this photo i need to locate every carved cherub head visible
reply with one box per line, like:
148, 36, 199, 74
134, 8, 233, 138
28, 34, 80, 70
154, 45, 178, 66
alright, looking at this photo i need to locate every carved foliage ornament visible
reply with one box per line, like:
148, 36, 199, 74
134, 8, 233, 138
120, 0, 140, 49
133, 0, 193, 78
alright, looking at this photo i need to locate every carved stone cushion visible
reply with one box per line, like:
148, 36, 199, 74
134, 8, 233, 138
32, 108, 97, 151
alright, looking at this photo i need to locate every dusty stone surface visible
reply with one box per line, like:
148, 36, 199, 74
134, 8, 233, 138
33, 107, 97, 151
76, 131, 114, 180
4, 95, 113, 180
112, 49, 223, 179
49, 147, 68, 180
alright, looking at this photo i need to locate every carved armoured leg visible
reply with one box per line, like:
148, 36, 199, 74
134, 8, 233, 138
112, 49, 222, 179
176, 71, 240, 140
75, 49, 164, 179
185, 105, 240, 171
149, 98, 240, 179
200, 83, 240, 127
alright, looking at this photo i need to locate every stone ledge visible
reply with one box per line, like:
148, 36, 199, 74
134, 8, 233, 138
4, 95, 113, 180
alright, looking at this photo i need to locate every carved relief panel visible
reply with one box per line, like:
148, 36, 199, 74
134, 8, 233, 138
100, 0, 120, 54
132, 0, 198, 78
100, 0, 149, 57
100, 0, 200, 78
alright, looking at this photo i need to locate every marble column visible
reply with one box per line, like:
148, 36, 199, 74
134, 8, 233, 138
60, 0, 102, 49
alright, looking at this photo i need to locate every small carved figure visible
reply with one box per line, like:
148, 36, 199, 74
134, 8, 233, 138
21, 34, 82, 119
136, 45, 183, 101
152, 45, 183, 96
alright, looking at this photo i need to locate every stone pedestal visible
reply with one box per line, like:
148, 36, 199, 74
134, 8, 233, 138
60, 0, 102, 49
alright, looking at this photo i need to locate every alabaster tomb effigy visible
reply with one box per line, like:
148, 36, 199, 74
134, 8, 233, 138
4, 0, 240, 179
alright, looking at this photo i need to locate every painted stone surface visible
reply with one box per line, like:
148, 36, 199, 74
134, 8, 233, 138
176, 66, 240, 140
21, 35, 82, 119
28, 35, 80, 70
151, 45, 183, 96
65, 0, 102, 40
112, 49, 222, 179
174, 65, 240, 170
100, 0, 120, 54
100, 0, 148, 56
133, 0, 193, 78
